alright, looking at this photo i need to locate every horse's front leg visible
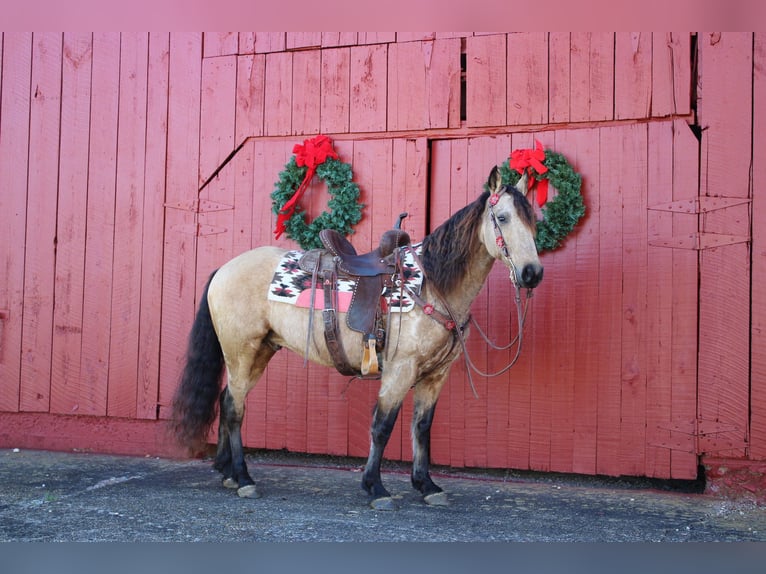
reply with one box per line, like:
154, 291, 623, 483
411, 371, 450, 506
361, 403, 401, 510
362, 364, 414, 510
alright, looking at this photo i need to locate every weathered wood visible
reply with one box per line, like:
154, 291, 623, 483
652, 32, 692, 117
291, 49, 321, 135
0, 32, 32, 412
136, 32, 170, 420
465, 34, 506, 127
20, 32, 62, 413
697, 32, 752, 459
264, 51, 292, 136
751, 34, 766, 461
320, 48, 350, 134
507, 33, 548, 126
50, 33, 92, 415
203, 32, 238, 58
235, 53, 265, 141
615, 32, 652, 120
567, 127, 601, 476
569, 33, 614, 122
350, 44, 387, 133
158, 33, 202, 420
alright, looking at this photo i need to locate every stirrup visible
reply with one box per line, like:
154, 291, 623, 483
361, 335, 379, 376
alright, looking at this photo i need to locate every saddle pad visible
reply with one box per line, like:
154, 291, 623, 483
267, 244, 424, 313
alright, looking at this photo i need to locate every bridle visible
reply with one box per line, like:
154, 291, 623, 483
465, 187, 534, 377
406, 187, 536, 398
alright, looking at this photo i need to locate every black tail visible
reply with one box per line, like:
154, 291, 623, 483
170, 271, 225, 454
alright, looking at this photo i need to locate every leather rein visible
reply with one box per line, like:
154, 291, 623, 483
402, 194, 534, 397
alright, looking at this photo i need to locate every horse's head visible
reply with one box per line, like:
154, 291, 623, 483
481, 167, 544, 289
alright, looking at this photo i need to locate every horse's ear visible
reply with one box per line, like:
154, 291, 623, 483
487, 166, 502, 194
514, 171, 529, 196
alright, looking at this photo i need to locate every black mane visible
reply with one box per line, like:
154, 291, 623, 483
420, 187, 535, 297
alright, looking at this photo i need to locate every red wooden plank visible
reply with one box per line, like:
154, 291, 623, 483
198, 53, 237, 300
428, 139, 454, 466
20, 32, 63, 413
697, 32, 752, 459
358, 33, 396, 45
320, 48, 350, 134
615, 33, 652, 120
617, 123, 649, 476
669, 119, 701, 479
566, 127, 601, 476
548, 32, 571, 124
136, 32, 170, 420
460, 136, 493, 469
0, 32, 32, 413
344, 140, 391, 459
442, 138, 469, 468
242, 139, 272, 449
254, 33, 285, 54
349, 43, 387, 133
264, 51, 292, 136
235, 53, 265, 141
321, 33, 358, 48
108, 33, 149, 419
506, 33, 548, 126
291, 49, 320, 135
595, 125, 625, 476
465, 34, 506, 128
286, 33, 321, 51
427, 38, 461, 129
387, 39, 459, 131
569, 33, 614, 122
158, 32, 202, 420
200, 55, 236, 186
203, 32, 238, 58
542, 131, 578, 475
525, 132, 557, 473
0, 412, 187, 458
481, 134, 513, 469
396, 33, 436, 43
262, 141, 293, 451
751, 34, 766, 461
644, 120, 675, 478
80, 33, 120, 417
50, 33, 92, 415
652, 33, 692, 117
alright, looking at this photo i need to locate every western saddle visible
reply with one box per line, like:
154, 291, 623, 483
298, 214, 410, 377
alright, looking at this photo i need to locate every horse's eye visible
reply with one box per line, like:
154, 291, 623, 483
497, 214, 507, 224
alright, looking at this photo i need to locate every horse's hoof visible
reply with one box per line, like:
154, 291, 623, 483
222, 477, 238, 489
237, 484, 261, 499
424, 491, 449, 506
370, 496, 397, 511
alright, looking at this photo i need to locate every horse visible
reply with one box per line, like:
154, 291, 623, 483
170, 166, 543, 510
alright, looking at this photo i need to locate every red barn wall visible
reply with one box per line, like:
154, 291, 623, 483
0, 33, 762, 486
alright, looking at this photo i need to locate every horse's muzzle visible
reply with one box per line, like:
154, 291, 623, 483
519, 263, 544, 289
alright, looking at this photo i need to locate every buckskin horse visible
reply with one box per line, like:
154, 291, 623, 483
171, 167, 543, 510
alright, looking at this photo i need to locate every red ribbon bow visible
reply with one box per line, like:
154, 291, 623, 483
275, 135, 340, 240
509, 139, 549, 207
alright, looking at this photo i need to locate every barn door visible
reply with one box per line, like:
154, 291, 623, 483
429, 123, 700, 480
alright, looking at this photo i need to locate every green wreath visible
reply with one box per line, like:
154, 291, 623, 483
271, 154, 363, 251
499, 149, 585, 253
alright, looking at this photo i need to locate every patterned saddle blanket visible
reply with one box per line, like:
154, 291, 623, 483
267, 243, 424, 313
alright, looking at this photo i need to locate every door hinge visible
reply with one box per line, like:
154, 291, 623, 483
653, 419, 747, 454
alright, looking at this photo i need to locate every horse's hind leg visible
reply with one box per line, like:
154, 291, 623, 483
217, 343, 276, 498
213, 388, 236, 488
